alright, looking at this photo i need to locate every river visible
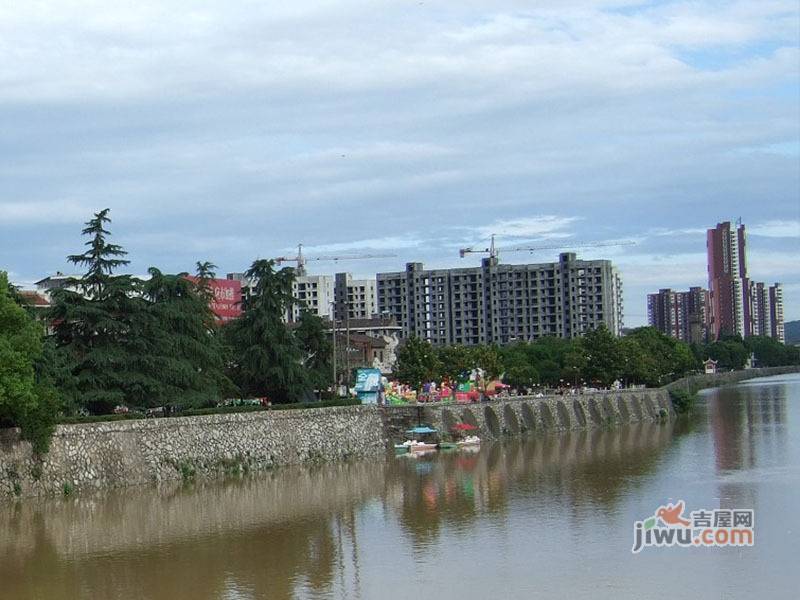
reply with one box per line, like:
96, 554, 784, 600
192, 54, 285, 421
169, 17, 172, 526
1, 374, 798, 599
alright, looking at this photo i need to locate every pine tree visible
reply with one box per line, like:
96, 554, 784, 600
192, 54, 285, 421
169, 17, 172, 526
50, 209, 153, 414
139, 268, 236, 408
224, 260, 309, 402
295, 309, 332, 393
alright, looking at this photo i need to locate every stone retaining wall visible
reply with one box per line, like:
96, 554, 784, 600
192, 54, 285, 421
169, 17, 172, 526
2, 368, 796, 499
382, 388, 671, 442
664, 365, 800, 392
0, 406, 386, 498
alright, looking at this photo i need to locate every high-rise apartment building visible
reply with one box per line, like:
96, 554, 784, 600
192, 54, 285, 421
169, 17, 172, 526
377, 253, 623, 346
707, 221, 749, 339
770, 283, 785, 343
706, 220, 785, 342
647, 287, 709, 343
227, 270, 377, 323
334, 273, 378, 322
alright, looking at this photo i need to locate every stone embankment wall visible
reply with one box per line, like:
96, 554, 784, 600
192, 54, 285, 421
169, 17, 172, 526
664, 365, 800, 393
382, 388, 671, 442
0, 406, 386, 498
2, 368, 797, 499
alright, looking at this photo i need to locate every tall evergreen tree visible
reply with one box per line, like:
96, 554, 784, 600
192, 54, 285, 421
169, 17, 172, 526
139, 268, 236, 408
294, 309, 333, 393
49, 209, 153, 414
224, 260, 309, 402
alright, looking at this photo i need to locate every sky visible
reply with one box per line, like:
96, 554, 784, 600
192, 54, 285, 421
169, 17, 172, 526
1, 0, 798, 326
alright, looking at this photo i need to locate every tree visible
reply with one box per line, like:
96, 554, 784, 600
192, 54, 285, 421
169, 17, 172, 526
49, 209, 153, 414
0, 272, 59, 453
194, 260, 218, 302
437, 345, 474, 396
745, 335, 797, 367
501, 342, 540, 390
224, 260, 310, 402
582, 324, 623, 386
394, 336, 441, 392
705, 339, 749, 370
295, 309, 333, 393
473, 344, 504, 390
138, 268, 236, 409
562, 342, 589, 386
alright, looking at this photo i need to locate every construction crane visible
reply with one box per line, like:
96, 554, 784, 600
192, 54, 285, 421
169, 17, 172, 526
273, 244, 396, 276
459, 234, 636, 260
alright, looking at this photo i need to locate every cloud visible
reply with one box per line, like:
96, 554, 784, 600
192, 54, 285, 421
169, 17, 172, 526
749, 220, 800, 239
0, 0, 797, 324
473, 216, 581, 240
0, 199, 95, 225
298, 236, 424, 254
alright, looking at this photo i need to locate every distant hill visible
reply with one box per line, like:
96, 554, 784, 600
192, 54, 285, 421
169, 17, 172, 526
786, 320, 800, 345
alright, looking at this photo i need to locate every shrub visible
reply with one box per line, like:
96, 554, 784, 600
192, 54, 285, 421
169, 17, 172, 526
669, 389, 696, 415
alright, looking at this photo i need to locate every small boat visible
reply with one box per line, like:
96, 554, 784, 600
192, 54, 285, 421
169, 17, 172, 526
457, 435, 481, 448
437, 441, 458, 451
400, 425, 439, 452
396, 439, 438, 453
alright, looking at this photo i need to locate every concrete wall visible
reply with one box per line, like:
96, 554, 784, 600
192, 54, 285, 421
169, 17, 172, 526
1, 406, 386, 499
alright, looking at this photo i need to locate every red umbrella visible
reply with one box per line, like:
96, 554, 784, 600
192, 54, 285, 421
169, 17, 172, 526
451, 423, 478, 431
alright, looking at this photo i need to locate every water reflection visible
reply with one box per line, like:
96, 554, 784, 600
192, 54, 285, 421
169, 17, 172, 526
2, 376, 797, 600
0, 421, 679, 600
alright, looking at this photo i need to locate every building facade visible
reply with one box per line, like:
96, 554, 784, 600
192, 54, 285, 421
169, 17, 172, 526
770, 283, 785, 343
706, 221, 785, 342
647, 287, 709, 343
334, 273, 378, 322
377, 253, 623, 346
707, 221, 749, 339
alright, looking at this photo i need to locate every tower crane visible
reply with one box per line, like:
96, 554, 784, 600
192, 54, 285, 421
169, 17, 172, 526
273, 244, 396, 276
459, 234, 636, 260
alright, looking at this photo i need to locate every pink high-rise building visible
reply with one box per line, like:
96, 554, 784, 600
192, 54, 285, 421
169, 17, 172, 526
707, 221, 750, 339
706, 221, 784, 342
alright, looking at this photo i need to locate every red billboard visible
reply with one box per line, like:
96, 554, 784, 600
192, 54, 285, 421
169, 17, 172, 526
185, 276, 242, 322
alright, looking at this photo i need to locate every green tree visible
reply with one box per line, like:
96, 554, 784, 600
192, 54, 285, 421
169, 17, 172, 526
0, 272, 59, 453
224, 260, 309, 402
705, 338, 749, 370
138, 268, 236, 409
394, 336, 441, 392
745, 335, 795, 367
473, 344, 504, 394
501, 342, 540, 390
562, 340, 589, 386
582, 324, 623, 386
437, 344, 474, 397
295, 309, 333, 393
49, 209, 153, 414
194, 260, 218, 302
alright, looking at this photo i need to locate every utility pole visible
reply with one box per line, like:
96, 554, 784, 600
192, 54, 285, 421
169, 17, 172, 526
330, 302, 337, 398
345, 298, 351, 389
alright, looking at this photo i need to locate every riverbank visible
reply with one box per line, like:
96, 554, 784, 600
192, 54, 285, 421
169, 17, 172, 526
2, 366, 798, 499
664, 365, 800, 393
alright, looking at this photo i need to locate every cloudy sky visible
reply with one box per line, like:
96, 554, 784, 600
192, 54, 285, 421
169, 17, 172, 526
1, 0, 798, 325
